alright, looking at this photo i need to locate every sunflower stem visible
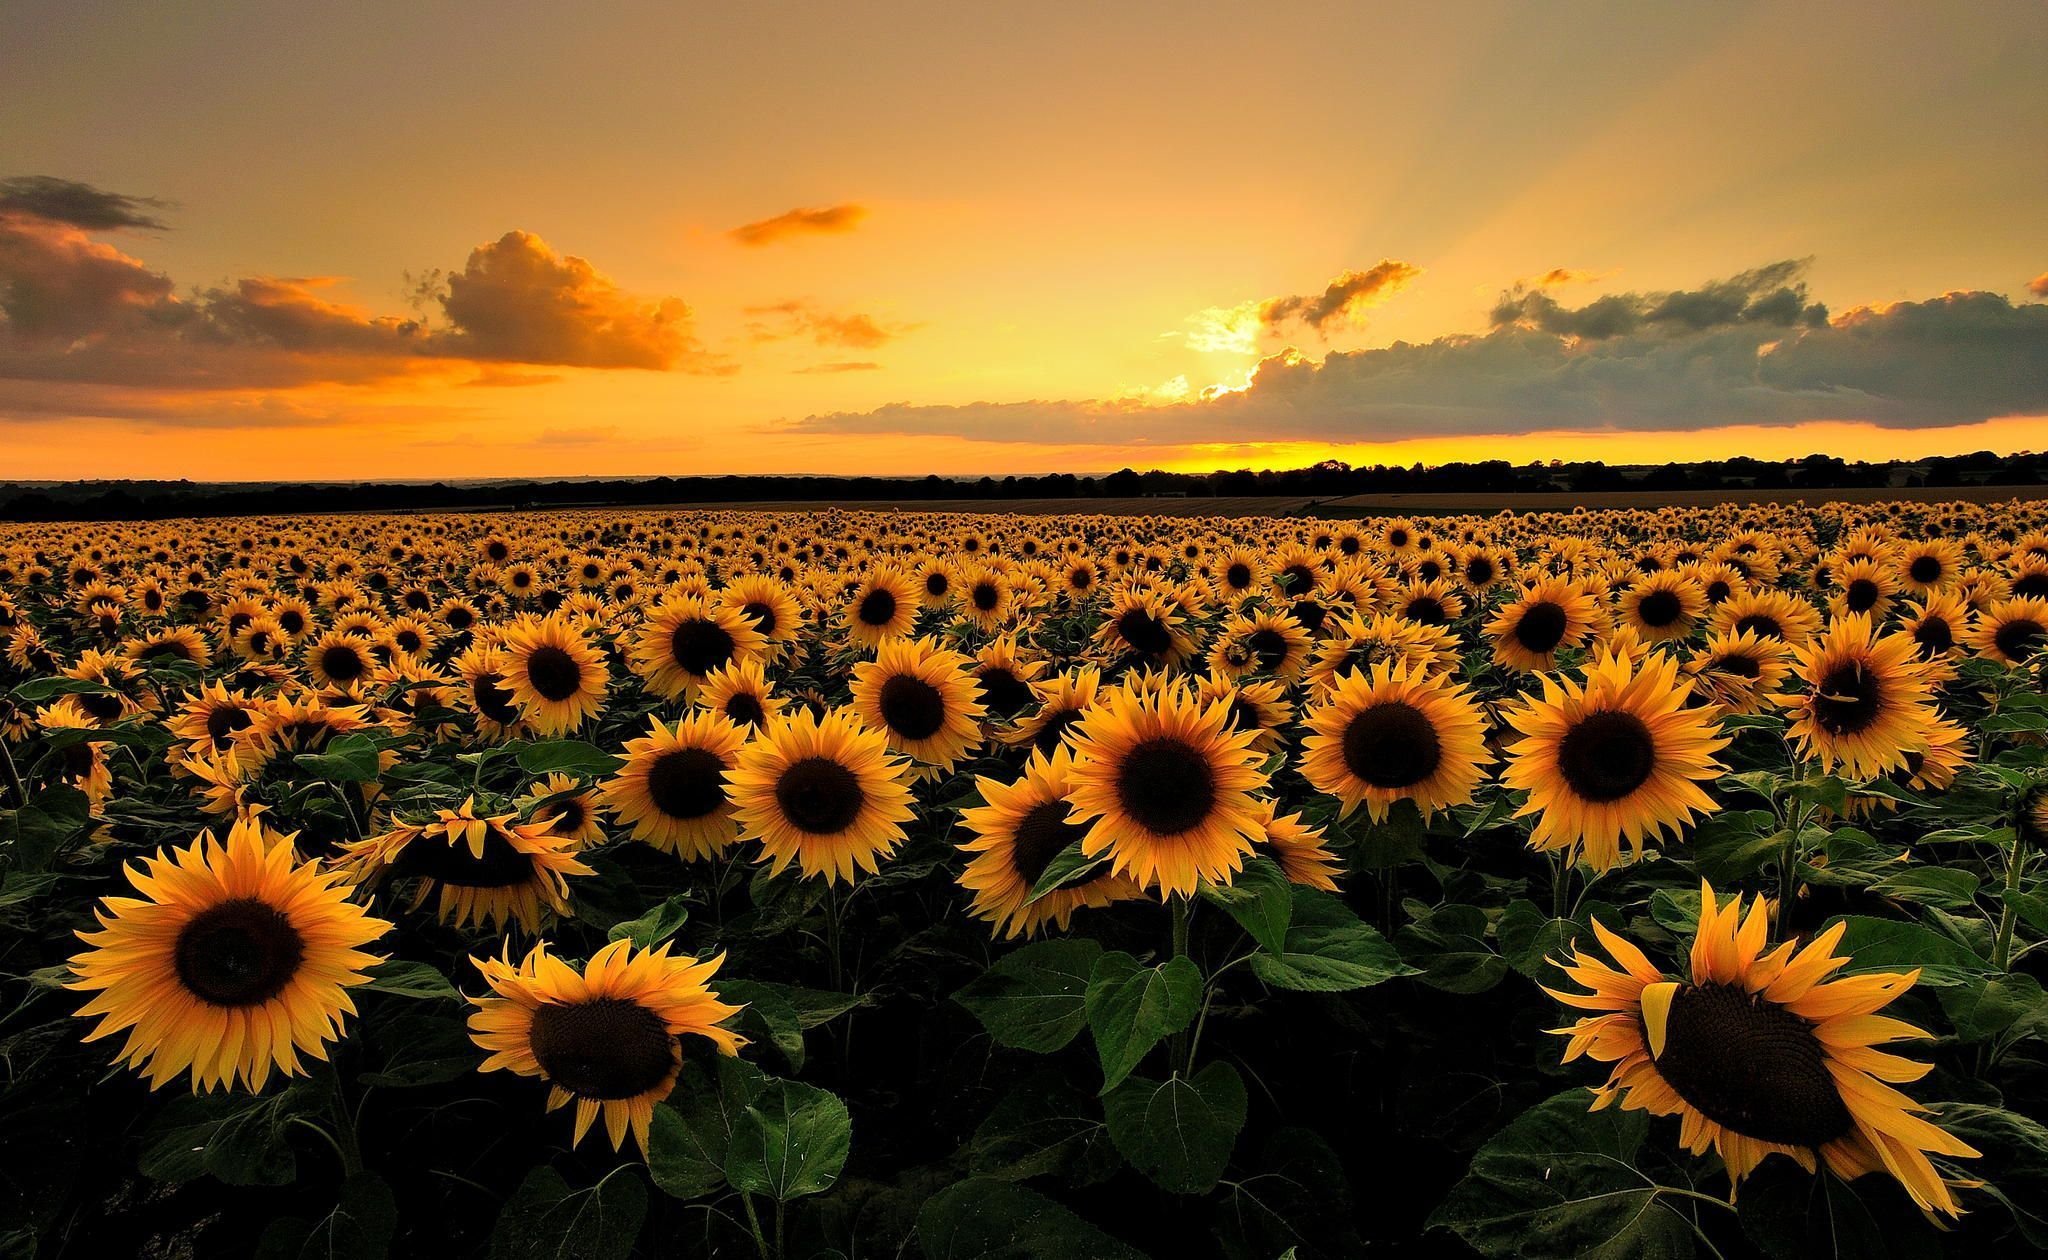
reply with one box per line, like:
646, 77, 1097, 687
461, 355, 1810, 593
739, 1193, 771, 1259
1169, 895, 1193, 1073
0, 738, 25, 810
1993, 821, 2027, 972
1550, 851, 1571, 921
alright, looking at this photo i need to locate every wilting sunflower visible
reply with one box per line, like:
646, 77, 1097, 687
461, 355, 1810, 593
600, 712, 749, 859
630, 596, 767, 701
68, 816, 390, 1091
38, 703, 115, 807
517, 772, 607, 848
1780, 614, 1940, 779
1502, 649, 1728, 871
727, 707, 918, 883
341, 798, 592, 934
122, 625, 211, 668
1300, 661, 1489, 822
496, 614, 609, 735
469, 939, 743, 1153
1063, 681, 1269, 899
850, 636, 987, 771
1485, 576, 1601, 673
843, 565, 921, 651
1547, 882, 1978, 1217
1967, 596, 2048, 666
958, 746, 1137, 938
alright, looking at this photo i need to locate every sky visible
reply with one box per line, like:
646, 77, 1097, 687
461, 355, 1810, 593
3, 0, 2046, 481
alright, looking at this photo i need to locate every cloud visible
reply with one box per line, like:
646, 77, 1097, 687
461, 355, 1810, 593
0, 181, 721, 394
793, 262, 2048, 446
794, 361, 882, 374
746, 300, 908, 350
1184, 261, 1420, 352
0, 175, 168, 231
2031, 271, 2048, 298
727, 204, 866, 246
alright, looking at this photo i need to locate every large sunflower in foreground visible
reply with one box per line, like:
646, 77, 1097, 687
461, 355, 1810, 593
69, 816, 391, 1091
599, 711, 749, 859
727, 708, 917, 883
1063, 682, 1269, 899
1547, 883, 1978, 1217
499, 614, 609, 735
1300, 661, 1488, 822
469, 939, 743, 1153
849, 636, 987, 771
1502, 649, 1728, 871
1779, 614, 1939, 779
958, 746, 1138, 938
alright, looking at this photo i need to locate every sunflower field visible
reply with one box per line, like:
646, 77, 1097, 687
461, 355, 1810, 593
2, 502, 2047, 1259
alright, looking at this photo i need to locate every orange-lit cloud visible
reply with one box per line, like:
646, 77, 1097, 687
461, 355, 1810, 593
794, 361, 883, 374
744, 300, 905, 350
726, 204, 867, 246
2032, 271, 2048, 298
1184, 261, 1419, 353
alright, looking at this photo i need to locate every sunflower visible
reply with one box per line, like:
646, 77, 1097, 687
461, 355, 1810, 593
1254, 801, 1342, 891
843, 565, 921, 651
1306, 611, 1460, 692
452, 641, 531, 740
953, 563, 1016, 634
1195, 673, 1294, 756
716, 574, 804, 658
1780, 615, 1940, 778
1502, 650, 1728, 872
1300, 661, 1489, 822
849, 636, 987, 771
1206, 609, 1312, 684
166, 681, 262, 753
1390, 578, 1466, 627
1003, 666, 1103, 757
1682, 628, 1792, 715
958, 747, 1138, 938
1212, 546, 1267, 602
123, 625, 211, 668
1827, 556, 1901, 622
1967, 596, 2048, 666
1063, 681, 1269, 899
341, 798, 592, 934
630, 596, 767, 702
1619, 570, 1707, 644
1713, 588, 1823, 647
517, 773, 608, 848
469, 939, 743, 1153
970, 634, 1047, 722
1485, 576, 1601, 673
499, 614, 609, 735
727, 707, 917, 883
1547, 882, 1978, 1217
68, 816, 390, 1091
696, 656, 783, 730
306, 630, 378, 692
600, 712, 749, 859
1093, 586, 1197, 671
1900, 591, 1972, 671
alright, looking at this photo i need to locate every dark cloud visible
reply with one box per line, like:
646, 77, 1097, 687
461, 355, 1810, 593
1258, 260, 1419, 335
727, 204, 867, 246
0, 176, 169, 231
1489, 259, 1828, 340
794, 264, 2048, 446
0, 190, 719, 389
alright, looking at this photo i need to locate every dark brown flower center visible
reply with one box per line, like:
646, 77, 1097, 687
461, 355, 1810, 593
528, 998, 675, 1100
321, 643, 367, 682
525, 645, 584, 702
879, 673, 947, 740
1636, 589, 1683, 629
1734, 614, 1782, 640
1845, 579, 1881, 612
394, 828, 537, 887
174, 897, 305, 1007
1115, 737, 1216, 835
972, 582, 1001, 612
977, 667, 1034, 718
1908, 555, 1942, 584
669, 618, 735, 676
1116, 608, 1173, 656
1248, 628, 1290, 671
472, 674, 521, 724
1912, 617, 1954, 657
1513, 601, 1569, 653
1032, 709, 1085, 756
1711, 653, 1762, 678
1654, 982, 1853, 1147
206, 704, 255, 745
857, 588, 899, 627
1996, 617, 2045, 662
1225, 563, 1253, 589
1010, 799, 1090, 886
1556, 710, 1657, 802
1404, 597, 1448, 626
724, 692, 767, 727
775, 756, 866, 834
1813, 662, 1883, 734
1341, 701, 1442, 789
646, 746, 728, 820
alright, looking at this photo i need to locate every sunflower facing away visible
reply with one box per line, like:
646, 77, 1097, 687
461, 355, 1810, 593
600, 711, 749, 859
1300, 661, 1489, 823
469, 939, 743, 1152
69, 816, 391, 1091
1502, 649, 1729, 871
727, 707, 918, 883
342, 798, 593, 933
958, 746, 1138, 938
1547, 882, 1978, 1217
1063, 681, 1270, 899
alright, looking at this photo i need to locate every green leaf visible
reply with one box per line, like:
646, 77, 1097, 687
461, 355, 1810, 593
1200, 856, 1292, 955
297, 1173, 397, 1260
293, 732, 382, 783
955, 938, 1103, 1052
723, 1077, 852, 1202
1650, 887, 1701, 936
1938, 973, 2048, 1043
1251, 887, 1415, 992
1869, 866, 1981, 909
7, 676, 113, 704
1498, 899, 1622, 981
646, 1056, 764, 1201
720, 979, 807, 1071
916, 1177, 1146, 1260
966, 1069, 1121, 1187
516, 739, 622, 778
1102, 1061, 1247, 1195
1398, 901, 1506, 994
361, 958, 458, 1001
1344, 798, 1425, 868
2004, 888, 2048, 936
1828, 915, 1992, 987
3, 784, 90, 873
1025, 841, 1110, 903
1925, 1103, 2048, 1246
138, 1082, 318, 1186
489, 1165, 647, 1260
606, 893, 691, 948
1428, 1090, 1705, 1259
1688, 809, 1783, 883
1736, 1159, 1943, 1260
1085, 952, 1201, 1093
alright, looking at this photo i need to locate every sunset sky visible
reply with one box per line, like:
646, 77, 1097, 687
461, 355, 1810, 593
5, 1, 2047, 481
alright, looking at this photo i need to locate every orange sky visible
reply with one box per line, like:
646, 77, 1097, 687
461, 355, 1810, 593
5, 2, 2047, 481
